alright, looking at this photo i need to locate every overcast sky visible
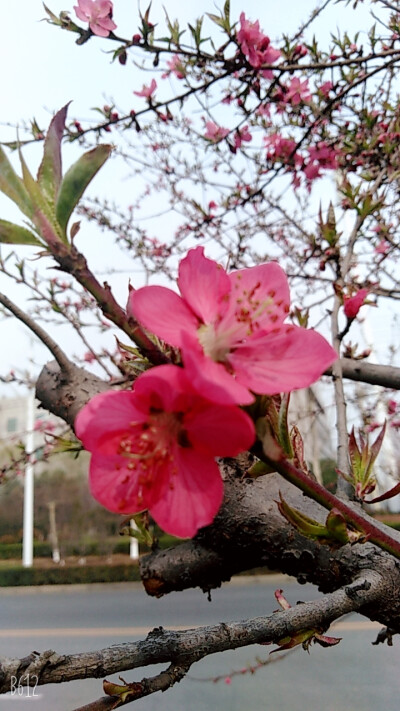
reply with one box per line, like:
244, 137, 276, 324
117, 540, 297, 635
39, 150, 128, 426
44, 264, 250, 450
0, 1, 391, 393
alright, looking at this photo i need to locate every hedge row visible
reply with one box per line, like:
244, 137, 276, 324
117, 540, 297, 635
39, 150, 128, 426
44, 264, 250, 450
0, 563, 141, 587
0, 540, 131, 559
0, 534, 180, 559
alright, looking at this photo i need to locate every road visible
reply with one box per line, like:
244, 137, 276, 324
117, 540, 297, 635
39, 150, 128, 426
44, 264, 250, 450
0, 576, 399, 711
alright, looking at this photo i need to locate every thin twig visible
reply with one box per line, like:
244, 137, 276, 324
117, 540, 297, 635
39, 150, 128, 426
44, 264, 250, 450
0, 292, 72, 373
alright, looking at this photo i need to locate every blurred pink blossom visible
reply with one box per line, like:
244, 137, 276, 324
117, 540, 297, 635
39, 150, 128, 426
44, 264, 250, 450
134, 79, 157, 99
237, 13, 281, 76
284, 77, 311, 105
162, 55, 186, 79
343, 288, 369, 319
74, 0, 117, 37
204, 121, 230, 142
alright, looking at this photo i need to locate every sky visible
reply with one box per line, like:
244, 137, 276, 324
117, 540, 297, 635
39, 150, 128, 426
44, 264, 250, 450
0, 0, 393, 394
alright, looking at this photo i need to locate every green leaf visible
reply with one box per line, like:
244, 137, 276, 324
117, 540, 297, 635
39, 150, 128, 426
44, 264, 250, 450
37, 103, 70, 205
0, 146, 34, 219
247, 459, 275, 478
278, 393, 293, 457
206, 13, 226, 29
325, 509, 350, 544
18, 145, 66, 244
42, 3, 63, 25
0, 219, 43, 246
277, 494, 328, 539
224, 0, 230, 21
56, 145, 112, 234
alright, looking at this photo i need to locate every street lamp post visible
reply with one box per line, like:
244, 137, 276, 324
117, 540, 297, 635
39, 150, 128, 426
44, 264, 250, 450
22, 391, 35, 568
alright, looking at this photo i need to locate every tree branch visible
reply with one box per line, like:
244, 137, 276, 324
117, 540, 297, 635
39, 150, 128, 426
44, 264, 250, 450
140, 467, 400, 628
0, 571, 383, 699
35, 360, 109, 430
0, 293, 73, 374
328, 359, 400, 390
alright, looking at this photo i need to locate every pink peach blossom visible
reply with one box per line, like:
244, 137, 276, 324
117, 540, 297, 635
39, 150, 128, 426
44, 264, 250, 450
204, 121, 230, 143
375, 239, 390, 255
234, 125, 252, 149
134, 79, 157, 99
75, 364, 255, 537
264, 134, 299, 163
284, 77, 311, 106
237, 13, 281, 75
162, 55, 186, 79
318, 81, 333, 98
129, 247, 337, 405
343, 288, 369, 319
74, 0, 116, 37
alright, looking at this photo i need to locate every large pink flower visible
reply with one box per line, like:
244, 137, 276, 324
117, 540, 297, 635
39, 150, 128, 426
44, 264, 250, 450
129, 247, 337, 405
74, 0, 117, 37
75, 365, 255, 538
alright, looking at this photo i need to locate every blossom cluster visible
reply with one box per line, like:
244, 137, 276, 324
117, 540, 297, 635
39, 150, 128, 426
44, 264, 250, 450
236, 12, 281, 77
76, 248, 336, 538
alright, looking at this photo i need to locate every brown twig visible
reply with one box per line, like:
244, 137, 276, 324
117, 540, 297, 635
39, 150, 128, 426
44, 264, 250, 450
0, 292, 73, 373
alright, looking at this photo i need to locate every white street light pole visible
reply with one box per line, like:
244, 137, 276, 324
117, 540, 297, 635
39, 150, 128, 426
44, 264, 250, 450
130, 519, 139, 560
22, 391, 35, 568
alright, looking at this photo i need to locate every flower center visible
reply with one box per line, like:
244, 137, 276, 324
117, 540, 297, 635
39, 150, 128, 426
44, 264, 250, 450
197, 323, 231, 362
118, 411, 188, 464
115, 411, 189, 508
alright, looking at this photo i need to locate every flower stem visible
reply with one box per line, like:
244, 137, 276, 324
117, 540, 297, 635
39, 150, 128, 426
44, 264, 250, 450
258, 448, 400, 560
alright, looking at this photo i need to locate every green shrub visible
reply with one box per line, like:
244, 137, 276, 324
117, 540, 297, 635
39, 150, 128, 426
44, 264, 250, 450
0, 542, 53, 559
0, 563, 141, 587
0, 533, 181, 561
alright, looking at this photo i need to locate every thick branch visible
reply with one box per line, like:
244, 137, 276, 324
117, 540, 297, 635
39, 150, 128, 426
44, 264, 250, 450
140, 468, 400, 631
0, 571, 383, 695
329, 359, 400, 390
35, 360, 109, 430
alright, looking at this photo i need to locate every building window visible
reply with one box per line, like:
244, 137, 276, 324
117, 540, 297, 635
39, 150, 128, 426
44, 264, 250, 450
6, 417, 18, 433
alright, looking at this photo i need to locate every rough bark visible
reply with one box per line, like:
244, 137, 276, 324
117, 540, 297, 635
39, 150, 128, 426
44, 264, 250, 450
140, 466, 400, 631
0, 570, 384, 695
35, 360, 109, 430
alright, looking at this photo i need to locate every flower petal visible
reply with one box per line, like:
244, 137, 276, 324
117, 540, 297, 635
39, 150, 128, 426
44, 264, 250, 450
149, 447, 224, 537
230, 325, 337, 394
178, 246, 231, 323
129, 285, 199, 347
181, 333, 254, 405
88, 453, 163, 515
133, 364, 192, 412
75, 390, 146, 450
186, 403, 255, 456
221, 262, 290, 334
74, 5, 90, 22
91, 20, 116, 36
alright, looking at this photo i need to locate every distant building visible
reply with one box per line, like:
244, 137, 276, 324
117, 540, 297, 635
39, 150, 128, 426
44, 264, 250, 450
0, 395, 64, 472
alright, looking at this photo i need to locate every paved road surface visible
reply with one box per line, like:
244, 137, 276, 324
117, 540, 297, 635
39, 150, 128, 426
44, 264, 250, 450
0, 576, 398, 711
